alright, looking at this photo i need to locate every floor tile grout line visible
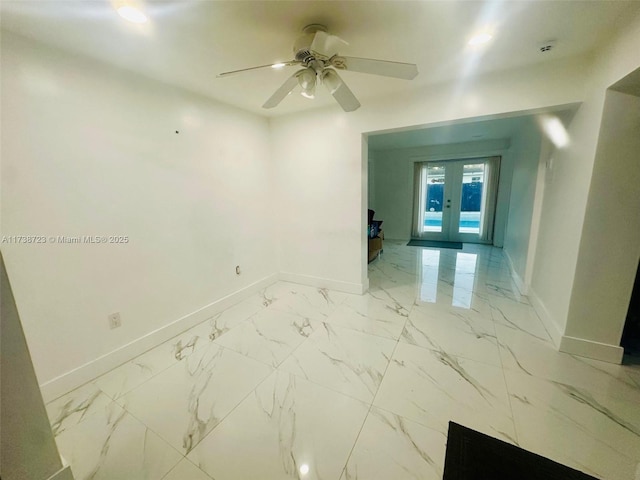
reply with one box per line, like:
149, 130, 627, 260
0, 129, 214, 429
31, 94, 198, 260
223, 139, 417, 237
496, 329, 522, 448
93, 341, 280, 465
159, 456, 214, 480
178, 363, 278, 464
336, 293, 413, 479
125, 344, 279, 465
212, 311, 336, 371
322, 317, 408, 342
272, 321, 400, 405
370, 403, 448, 432
57, 393, 192, 479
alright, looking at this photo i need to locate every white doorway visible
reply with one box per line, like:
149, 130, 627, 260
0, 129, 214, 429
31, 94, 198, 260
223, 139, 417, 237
412, 157, 500, 244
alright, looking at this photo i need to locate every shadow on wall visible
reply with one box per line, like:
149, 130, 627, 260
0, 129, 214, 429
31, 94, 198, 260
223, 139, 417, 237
0, 252, 74, 480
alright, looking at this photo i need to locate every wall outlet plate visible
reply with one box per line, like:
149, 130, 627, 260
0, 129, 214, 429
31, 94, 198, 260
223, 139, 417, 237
108, 312, 122, 329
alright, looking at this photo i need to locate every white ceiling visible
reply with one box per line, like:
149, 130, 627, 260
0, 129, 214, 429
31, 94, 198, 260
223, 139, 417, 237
2, 1, 638, 117
368, 115, 528, 151
368, 107, 578, 151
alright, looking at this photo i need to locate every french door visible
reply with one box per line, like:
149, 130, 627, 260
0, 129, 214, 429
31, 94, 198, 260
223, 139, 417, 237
412, 157, 500, 244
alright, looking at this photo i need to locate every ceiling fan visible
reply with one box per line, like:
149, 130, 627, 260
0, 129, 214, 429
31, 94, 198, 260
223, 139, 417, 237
217, 24, 419, 112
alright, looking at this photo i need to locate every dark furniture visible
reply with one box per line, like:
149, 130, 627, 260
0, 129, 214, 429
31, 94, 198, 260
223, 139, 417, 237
368, 209, 383, 263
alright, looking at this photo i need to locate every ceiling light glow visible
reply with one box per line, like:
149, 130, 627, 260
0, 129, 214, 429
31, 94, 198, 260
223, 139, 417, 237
271, 63, 286, 69
468, 33, 493, 46
299, 464, 310, 476
117, 5, 148, 24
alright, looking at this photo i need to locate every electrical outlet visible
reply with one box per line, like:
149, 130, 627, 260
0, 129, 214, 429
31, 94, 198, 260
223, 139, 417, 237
108, 312, 122, 329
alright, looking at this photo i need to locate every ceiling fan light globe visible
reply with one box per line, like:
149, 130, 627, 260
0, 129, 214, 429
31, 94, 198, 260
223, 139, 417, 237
323, 70, 341, 94
297, 68, 316, 89
301, 81, 316, 99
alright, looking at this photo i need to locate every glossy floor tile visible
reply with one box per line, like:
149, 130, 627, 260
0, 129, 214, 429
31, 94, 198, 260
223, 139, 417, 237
401, 303, 501, 366
505, 369, 640, 479
54, 401, 182, 480
119, 342, 273, 454
214, 307, 321, 367
187, 370, 369, 480
374, 341, 517, 444
47, 242, 640, 480
341, 407, 447, 480
279, 323, 395, 402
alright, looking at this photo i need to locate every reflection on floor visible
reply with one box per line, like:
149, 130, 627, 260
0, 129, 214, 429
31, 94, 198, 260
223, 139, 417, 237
46, 241, 640, 480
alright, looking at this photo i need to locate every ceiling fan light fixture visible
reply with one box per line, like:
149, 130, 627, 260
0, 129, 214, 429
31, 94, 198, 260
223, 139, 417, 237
323, 69, 341, 94
297, 68, 317, 99
300, 89, 315, 99
229, 25, 417, 111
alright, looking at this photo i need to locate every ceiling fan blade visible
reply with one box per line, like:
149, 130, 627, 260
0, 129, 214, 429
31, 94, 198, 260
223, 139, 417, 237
310, 31, 348, 58
217, 61, 299, 78
332, 56, 418, 80
323, 70, 360, 112
262, 70, 303, 109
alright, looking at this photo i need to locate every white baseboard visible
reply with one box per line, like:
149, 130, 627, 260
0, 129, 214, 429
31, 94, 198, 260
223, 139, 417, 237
279, 272, 365, 295
524, 286, 623, 365
503, 249, 528, 295
527, 286, 563, 348
39, 273, 279, 402
559, 335, 624, 364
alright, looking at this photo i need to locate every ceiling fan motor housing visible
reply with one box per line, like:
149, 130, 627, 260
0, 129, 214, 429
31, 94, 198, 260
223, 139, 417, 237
293, 24, 332, 64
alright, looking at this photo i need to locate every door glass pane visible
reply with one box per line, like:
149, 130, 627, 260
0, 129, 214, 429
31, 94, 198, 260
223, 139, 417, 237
424, 165, 445, 233
459, 163, 484, 234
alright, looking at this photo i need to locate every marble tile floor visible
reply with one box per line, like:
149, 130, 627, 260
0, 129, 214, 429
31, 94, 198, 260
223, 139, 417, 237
46, 241, 640, 480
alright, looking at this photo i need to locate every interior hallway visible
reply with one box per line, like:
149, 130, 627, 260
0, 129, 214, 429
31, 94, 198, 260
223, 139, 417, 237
46, 242, 640, 480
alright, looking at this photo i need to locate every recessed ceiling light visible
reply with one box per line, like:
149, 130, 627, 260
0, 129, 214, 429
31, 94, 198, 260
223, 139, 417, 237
117, 5, 148, 24
468, 33, 493, 46
271, 63, 286, 69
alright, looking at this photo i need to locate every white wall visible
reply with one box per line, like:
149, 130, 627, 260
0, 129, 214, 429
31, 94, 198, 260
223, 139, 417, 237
273, 111, 366, 293
271, 55, 588, 293
1, 32, 277, 396
369, 139, 511, 242
1, 253, 72, 480
368, 153, 376, 210
529, 11, 640, 350
561, 88, 640, 360
502, 119, 543, 284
